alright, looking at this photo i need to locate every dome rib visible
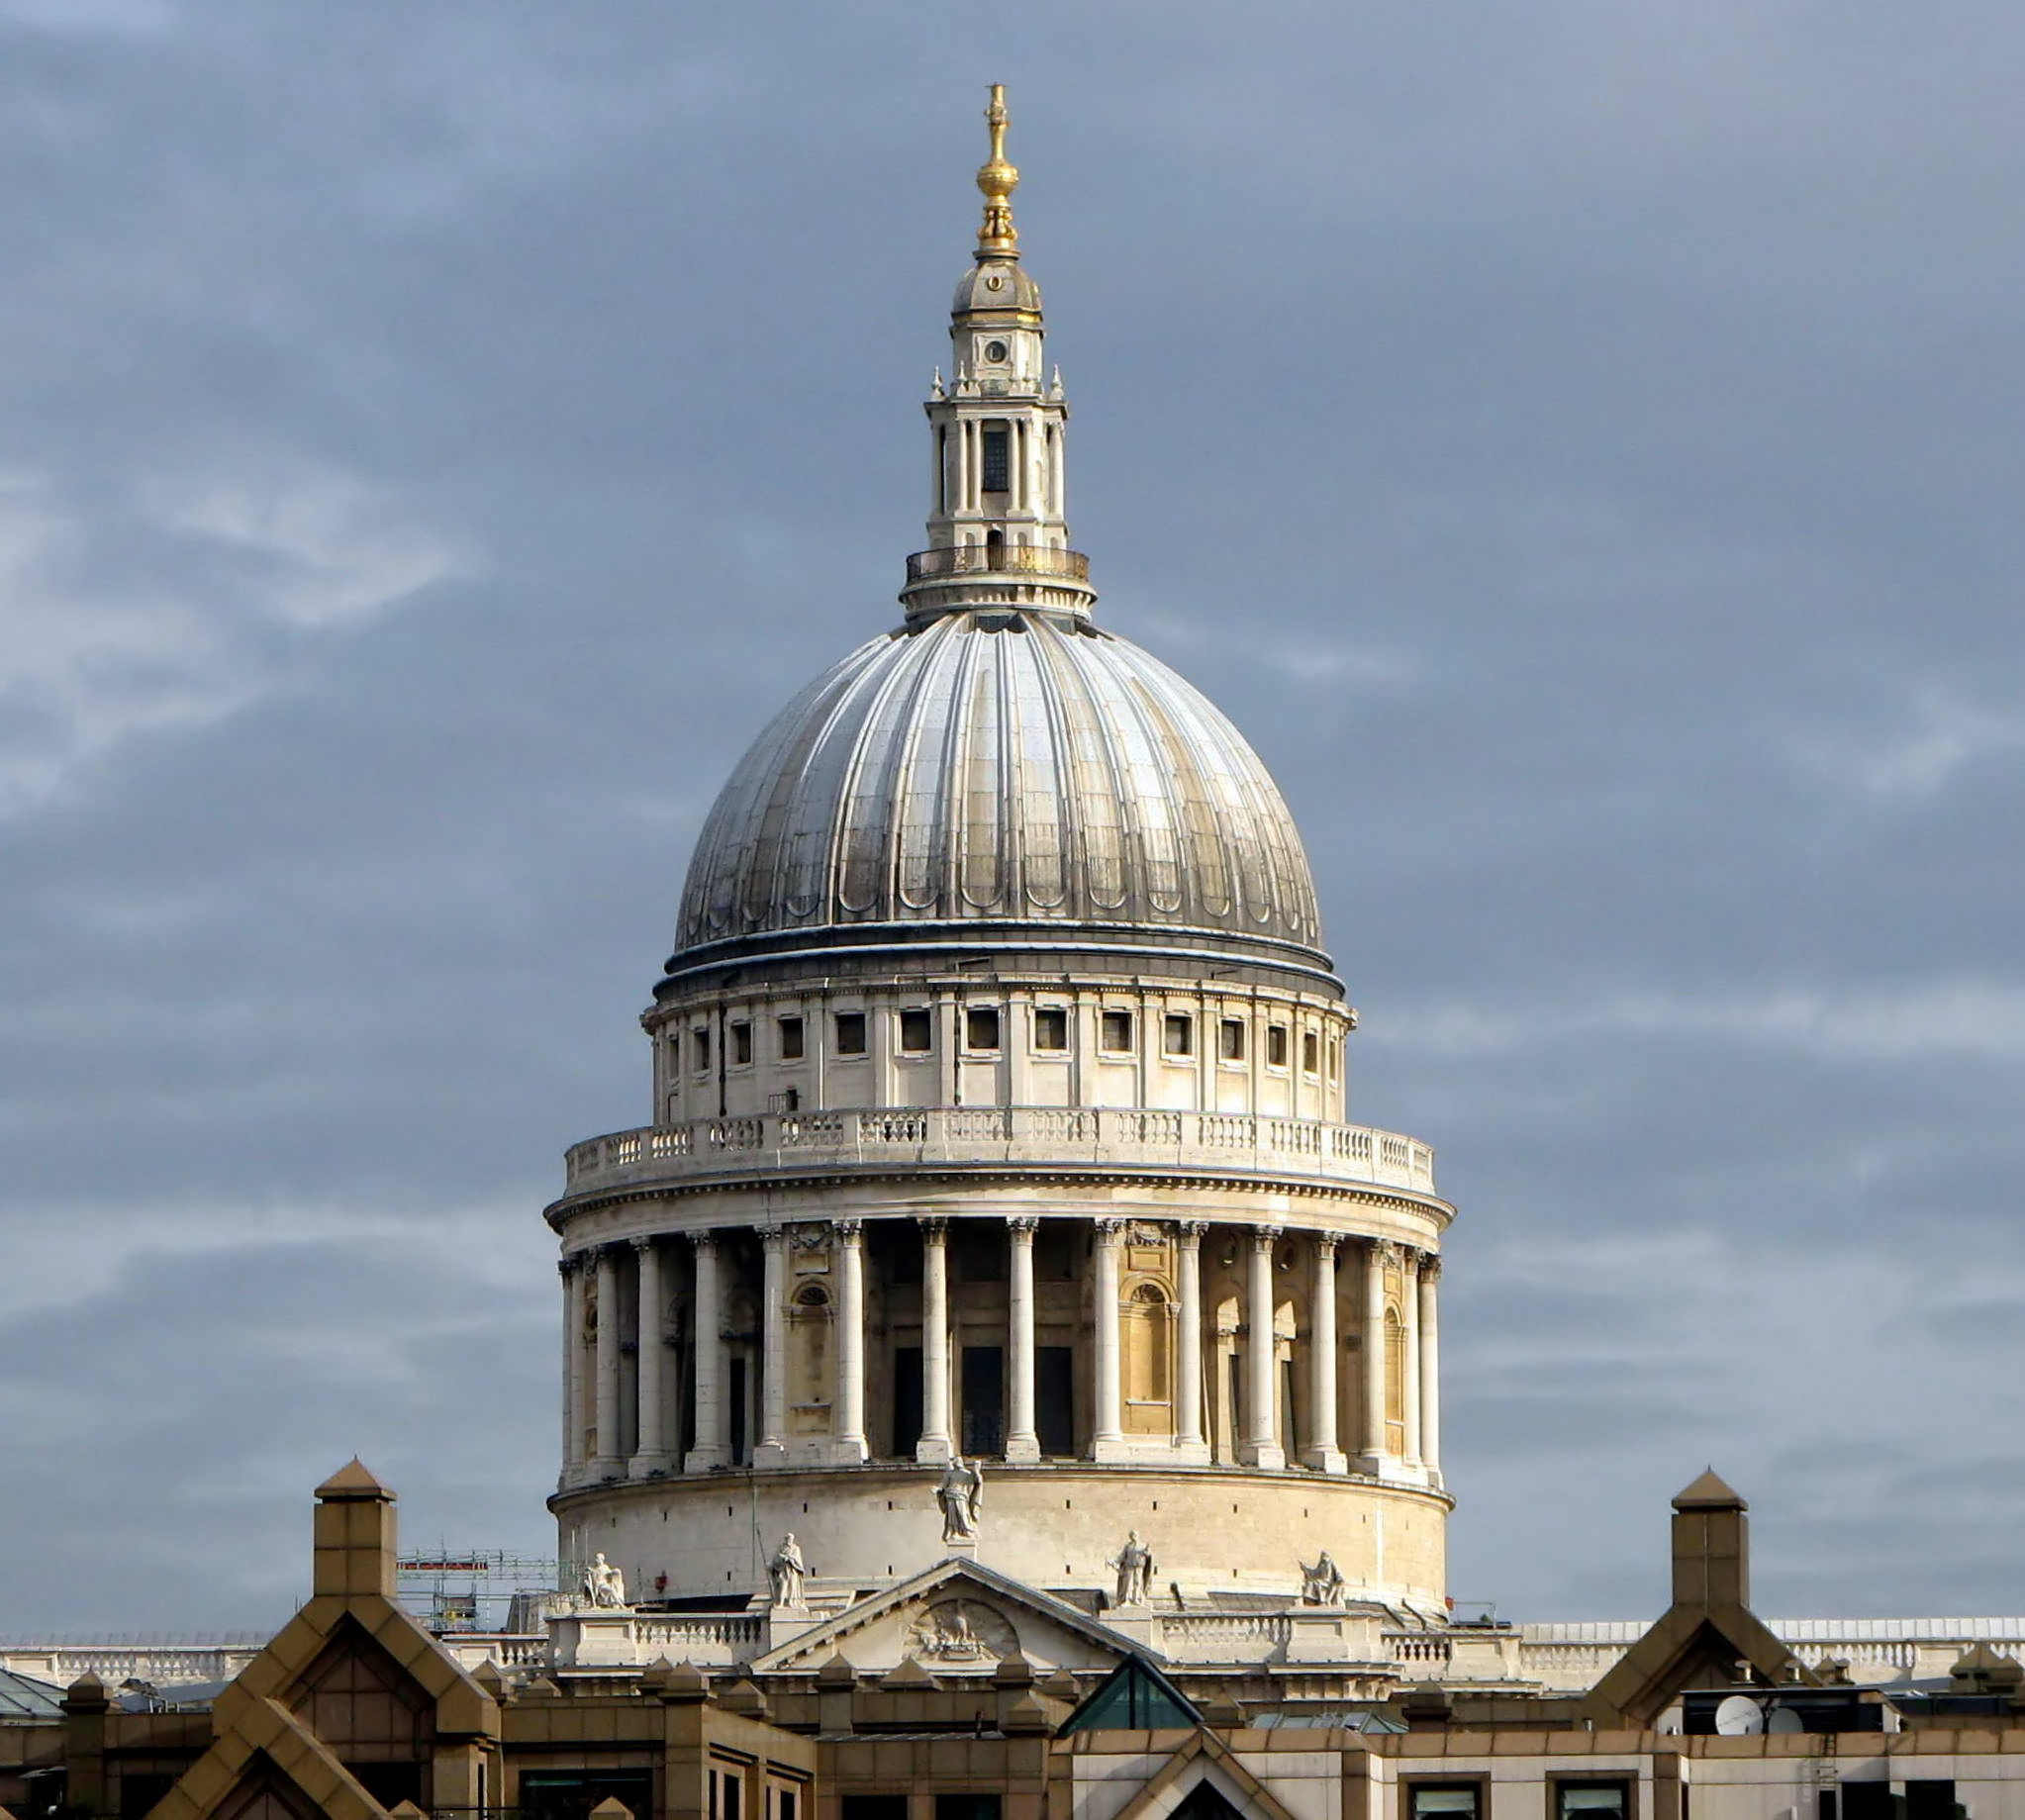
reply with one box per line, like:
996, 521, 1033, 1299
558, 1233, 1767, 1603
668, 612, 1329, 977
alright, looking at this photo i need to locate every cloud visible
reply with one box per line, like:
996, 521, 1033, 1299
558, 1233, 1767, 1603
1392, 980, 2025, 1063
0, 467, 467, 813
1797, 687, 2025, 799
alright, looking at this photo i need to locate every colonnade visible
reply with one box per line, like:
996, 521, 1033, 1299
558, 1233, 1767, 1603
559, 1218, 1442, 1489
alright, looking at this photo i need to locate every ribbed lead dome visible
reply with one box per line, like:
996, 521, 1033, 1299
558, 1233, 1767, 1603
669, 610, 1327, 973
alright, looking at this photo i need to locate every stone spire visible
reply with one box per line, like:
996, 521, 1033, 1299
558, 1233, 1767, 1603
902, 85, 1095, 625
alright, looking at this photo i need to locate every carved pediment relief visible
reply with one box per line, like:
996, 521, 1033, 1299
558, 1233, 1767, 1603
752, 1558, 1131, 1676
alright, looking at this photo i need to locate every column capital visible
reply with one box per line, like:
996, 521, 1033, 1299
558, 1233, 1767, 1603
831, 1217, 865, 1243
558, 1256, 581, 1280
1315, 1231, 1342, 1256
1419, 1253, 1443, 1283
630, 1235, 656, 1256
1369, 1238, 1400, 1269
1176, 1220, 1210, 1243
688, 1229, 719, 1255
760, 1224, 791, 1253
916, 1215, 949, 1240
1094, 1217, 1128, 1242
1250, 1223, 1284, 1249
1006, 1214, 1040, 1237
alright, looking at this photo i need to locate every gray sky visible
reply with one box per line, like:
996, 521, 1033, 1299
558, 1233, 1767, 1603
4, 0, 2023, 1635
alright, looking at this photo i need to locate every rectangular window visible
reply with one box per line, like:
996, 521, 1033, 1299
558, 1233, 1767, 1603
891, 1347, 923, 1455
1037, 1345, 1076, 1454
1328, 1035, 1341, 1080
1556, 1784, 1629, 1820
1302, 1030, 1319, 1073
966, 1005, 1002, 1050
937, 1795, 1004, 1820
729, 1021, 752, 1065
773, 1791, 798, 1820
1101, 1009, 1133, 1052
1842, 1790, 1895, 1820
842, 1802, 909, 1820
1218, 1018, 1246, 1061
1267, 1024, 1289, 1067
777, 1014, 805, 1060
1033, 1006, 1069, 1051
834, 1011, 867, 1057
1408, 1787, 1483, 1820
692, 1027, 712, 1071
524, 1773, 654, 1820
981, 426, 1011, 492
1905, 1786, 1957, 1820
900, 1007, 933, 1053
961, 1345, 1006, 1454
1164, 1013, 1194, 1056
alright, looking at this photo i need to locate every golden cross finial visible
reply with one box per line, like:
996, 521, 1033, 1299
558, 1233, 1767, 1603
975, 82, 1019, 259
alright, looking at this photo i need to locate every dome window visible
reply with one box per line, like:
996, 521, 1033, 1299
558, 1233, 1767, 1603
1101, 1009, 1133, 1054
777, 1014, 805, 1061
729, 1021, 752, 1066
833, 1011, 867, 1057
1266, 1024, 1290, 1069
1163, 1013, 1195, 1058
899, 1007, 933, 1054
1302, 1031, 1320, 1075
1218, 1018, 1246, 1062
691, 1027, 712, 1071
965, 1005, 1001, 1051
1033, 1006, 1068, 1052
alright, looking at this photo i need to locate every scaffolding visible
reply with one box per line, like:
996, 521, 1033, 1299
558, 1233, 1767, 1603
395, 1552, 566, 1634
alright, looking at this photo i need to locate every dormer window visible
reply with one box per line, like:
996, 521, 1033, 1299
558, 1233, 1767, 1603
982, 425, 1010, 492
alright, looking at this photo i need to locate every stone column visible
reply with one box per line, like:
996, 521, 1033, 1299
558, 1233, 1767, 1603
589, 1245, 623, 1479
1175, 1221, 1209, 1462
916, 1217, 952, 1465
1239, 1225, 1286, 1469
1357, 1239, 1396, 1475
832, 1219, 868, 1463
1006, 1216, 1040, 1461
1091, 1218, 1126, 1461
1418, 1255, 1443, 1487
1303, 1233, 1347, 1474
559, 1257, 584, 1486
629, 1238, 671, 1477
1401, 1247, 1423, 1467
754, 1227, 789, 1467
683, 1232, 728, 1473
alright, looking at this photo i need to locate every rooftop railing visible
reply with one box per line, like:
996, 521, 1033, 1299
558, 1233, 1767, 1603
561, 1105, 1437, 1200
905, 543, 1090, 584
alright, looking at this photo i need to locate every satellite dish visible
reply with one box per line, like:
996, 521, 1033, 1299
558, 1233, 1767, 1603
1767, 1706, 1805, 1734
1715, 1694, 1765, 1736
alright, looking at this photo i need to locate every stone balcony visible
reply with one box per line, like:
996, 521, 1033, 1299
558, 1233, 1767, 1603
558, 1105, 1438, 1203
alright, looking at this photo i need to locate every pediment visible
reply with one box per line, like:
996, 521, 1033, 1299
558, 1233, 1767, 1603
752, 1559, 1137, 1676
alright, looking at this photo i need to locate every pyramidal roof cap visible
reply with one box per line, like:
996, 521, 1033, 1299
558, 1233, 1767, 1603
1673, 1468, 1746, 1510
316, 1458, 393, 1499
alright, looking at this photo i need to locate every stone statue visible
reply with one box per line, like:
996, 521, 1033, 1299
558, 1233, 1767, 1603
1110, 1530, 1155, 1606
769, 1533, 808, 1607
1300, 1550, 1346, 1606
937, 1455, 984, 1541
582, 1551, 627, 1609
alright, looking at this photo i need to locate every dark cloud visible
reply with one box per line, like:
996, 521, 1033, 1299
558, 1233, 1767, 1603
4, 0, 2023, 1629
